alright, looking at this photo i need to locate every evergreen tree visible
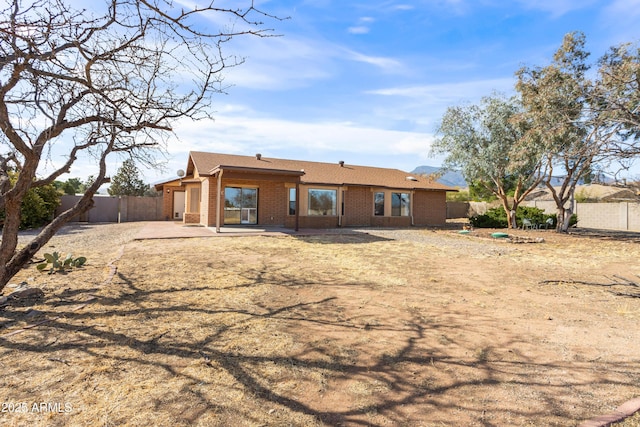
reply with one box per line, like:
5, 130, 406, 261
108, 159, 149, 196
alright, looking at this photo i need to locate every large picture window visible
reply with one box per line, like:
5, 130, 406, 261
308, 189, 337, 216
391, 192, 410, 216
374, 192, 384, 216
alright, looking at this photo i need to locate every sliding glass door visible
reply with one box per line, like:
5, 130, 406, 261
224, 187, 258, 225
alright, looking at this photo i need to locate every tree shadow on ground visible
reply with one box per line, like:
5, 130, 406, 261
1, 256, 639, 426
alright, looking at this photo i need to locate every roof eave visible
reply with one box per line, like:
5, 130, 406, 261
209, 165, 306, 177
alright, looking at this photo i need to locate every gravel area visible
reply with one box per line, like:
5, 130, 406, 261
360, 227, 518, 256
17, 222, 144, 260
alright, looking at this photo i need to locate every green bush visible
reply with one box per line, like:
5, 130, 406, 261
469, 207, 508, 228
1, 175, 61, 230
19, 184, 61, 229
470, 206, 560, 229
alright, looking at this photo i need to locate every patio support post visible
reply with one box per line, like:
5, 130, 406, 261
216, 169, 223, 233
295, 180, 300, 231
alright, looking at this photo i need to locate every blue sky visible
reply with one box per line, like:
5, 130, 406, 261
75, 0, 640, 183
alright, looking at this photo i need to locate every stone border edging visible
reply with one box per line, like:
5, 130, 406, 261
577, 397, 640, 427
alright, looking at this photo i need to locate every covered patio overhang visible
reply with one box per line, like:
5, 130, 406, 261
209, 165, 306, 233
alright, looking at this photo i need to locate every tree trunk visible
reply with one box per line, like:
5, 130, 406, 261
499, 197, 518, 229
0, 191, 96, 292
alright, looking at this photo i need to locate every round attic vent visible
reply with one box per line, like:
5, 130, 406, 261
406, 176, 418, 181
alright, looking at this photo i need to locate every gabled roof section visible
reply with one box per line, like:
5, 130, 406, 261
188, 151, 455, 191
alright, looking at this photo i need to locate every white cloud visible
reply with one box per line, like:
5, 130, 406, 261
222, 35, 335, 89
143, 110, 442, 180
514, 0, 597, 18
391, 4, 414, 11
343, 49, 404, 71
367, 77, 516, 103
347, 16, 374, 34
348, 26, 370, 34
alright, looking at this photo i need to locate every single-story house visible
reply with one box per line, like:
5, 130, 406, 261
155, 151, 456, 231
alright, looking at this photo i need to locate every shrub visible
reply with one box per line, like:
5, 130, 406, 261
20, 184, 61, 229
469, 207, 508, 228
470, 206, 557, 229
0, 174, 61, 230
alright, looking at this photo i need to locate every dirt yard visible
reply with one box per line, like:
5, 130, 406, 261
1, 223, 639, 426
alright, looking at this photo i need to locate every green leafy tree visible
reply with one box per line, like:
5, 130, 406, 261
516, 32, 637, 232
108, 159, 149, 196
61, 178, 83, 195
0, 0, 278, 290
432, 94, 546, 228
596, 43, 640, 153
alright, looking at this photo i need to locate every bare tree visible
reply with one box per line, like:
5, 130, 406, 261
0, 0, 279, 290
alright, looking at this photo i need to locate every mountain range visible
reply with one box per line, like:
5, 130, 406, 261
410, 166, 620, 189
411, 166, 467, 188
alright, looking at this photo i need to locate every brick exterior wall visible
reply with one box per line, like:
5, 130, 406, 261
184, 212, 200, 224
256, 181, 287, 226
200, 179, 209, 225
206, 177, 219, 227
413, 190, 447, 226
160, 185, 183, 221
203, 173, 299, 227
370, 216, 412, 227
343, 187, 372, 226
298, 215, 340, 228
160, 173, 450, 229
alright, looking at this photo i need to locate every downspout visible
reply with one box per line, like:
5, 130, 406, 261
338, 187, 343, 227
216, 169, 223, 233
295, 181, 300, 232
410, 191, 415, 226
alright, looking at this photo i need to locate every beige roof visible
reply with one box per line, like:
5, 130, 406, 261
187, 151, 454, 191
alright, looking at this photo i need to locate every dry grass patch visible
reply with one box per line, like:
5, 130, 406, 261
0, 224, 639, 426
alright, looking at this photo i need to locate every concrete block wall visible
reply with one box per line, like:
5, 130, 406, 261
575, 202, 640, 232
58, 195, 163, 223
121, 196, 163, 222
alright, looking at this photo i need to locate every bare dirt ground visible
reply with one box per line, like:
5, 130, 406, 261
1, 222, 639, 426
